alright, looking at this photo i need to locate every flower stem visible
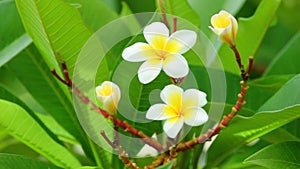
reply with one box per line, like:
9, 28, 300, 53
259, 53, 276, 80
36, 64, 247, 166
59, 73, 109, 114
230, 46, 247, 81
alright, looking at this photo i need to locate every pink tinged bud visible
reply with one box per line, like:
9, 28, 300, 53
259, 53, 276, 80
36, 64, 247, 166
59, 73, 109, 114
209, 10, 238, 47
96, 81, 121, 114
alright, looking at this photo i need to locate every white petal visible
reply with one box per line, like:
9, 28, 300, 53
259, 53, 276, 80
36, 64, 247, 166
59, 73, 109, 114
183, 107, 208, 126
136, 134, 158, 157
160, 84, 183, 109
146, 104, 169, 120
122, 42, 153, 62
163, 53, 189, 78
138, 59, 162, 84
166, 30, 197, 54
163, 117, 184, 138
143, 22, 169, 47
183, 89, 207, 108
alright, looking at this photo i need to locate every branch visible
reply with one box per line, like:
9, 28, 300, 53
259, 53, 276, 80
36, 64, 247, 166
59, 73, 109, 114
51, 62, 164, 151
100, 131, 140, 169
175, 47, 253, 152
176, 81, 249, 152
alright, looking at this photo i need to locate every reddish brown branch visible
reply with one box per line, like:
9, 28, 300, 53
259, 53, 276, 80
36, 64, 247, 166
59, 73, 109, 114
51, 62, 164, 152
230, 46, 247, 81
176, 81, 249, 152
173, 17, 177, 33
145, 153, 169, 169
100, 131, 140, 169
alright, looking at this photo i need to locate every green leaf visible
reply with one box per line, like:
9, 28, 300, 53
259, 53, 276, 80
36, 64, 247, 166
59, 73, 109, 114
156, 0, 200, 26
206, 74, 300, 168
0, 34, 32, 67
35, 113, 77, 144
264, 32, 300, 76
244, 141, 300, 169
66, 0, 118, 31
0, 153, 62, 169
0, 100, 81, 168
218, 0, 282, 75
15, 0, 92, 76
258, 74, 300, 112
246, 75, 293, 111
0, 45, 97, 159
156, 160, 175, 169
0, 0, 25, 50
261, 128, 300, 144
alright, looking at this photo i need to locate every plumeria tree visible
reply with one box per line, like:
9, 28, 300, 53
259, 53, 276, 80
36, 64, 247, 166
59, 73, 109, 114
1, 0, 300, 169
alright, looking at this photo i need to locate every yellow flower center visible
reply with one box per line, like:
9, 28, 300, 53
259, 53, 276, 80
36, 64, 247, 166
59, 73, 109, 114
98, 83, 113, 97
212, 13, 231, 28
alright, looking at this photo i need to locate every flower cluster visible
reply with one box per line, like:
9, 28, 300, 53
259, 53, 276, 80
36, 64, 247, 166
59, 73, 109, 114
96, 10, 237, 139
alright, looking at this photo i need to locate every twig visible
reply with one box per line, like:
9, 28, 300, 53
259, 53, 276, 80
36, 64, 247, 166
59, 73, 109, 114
230, 46, 246, 81
175, 45, 253, 152
144, 153, 169, 169
100, 131, 140, 169
173, 17, 177, 33
51, 62, 164, 151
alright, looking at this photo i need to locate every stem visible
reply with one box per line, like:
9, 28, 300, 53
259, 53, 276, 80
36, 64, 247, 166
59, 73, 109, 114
230, 46, 246, 81
173, 17, 177, 33
159, 0, 169, 27
51, 63, 164, 152
101, 131, 140, 169
144, 153, 168, 169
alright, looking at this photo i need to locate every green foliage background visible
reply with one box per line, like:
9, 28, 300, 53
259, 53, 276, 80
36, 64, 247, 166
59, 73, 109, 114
0, 0, 299, 169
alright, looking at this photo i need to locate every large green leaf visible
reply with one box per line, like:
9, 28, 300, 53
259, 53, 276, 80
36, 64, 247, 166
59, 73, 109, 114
0, 153, 62, 169
264, 32, 300, 76
244, 141, 300, 169
156, 0, 200, 26
0, 34, 32, 67
0, 0, 25, 49
217, 0, 281, 75
15, 0, 92, 76
14, 0, 111, 162
66, 0, 118, 31
0, 100, 81, 168
206, 74, 300, 168
0, 44, 98, 160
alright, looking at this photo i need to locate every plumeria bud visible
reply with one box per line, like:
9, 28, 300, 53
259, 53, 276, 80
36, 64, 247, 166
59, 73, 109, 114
96, 81, 121, 114
209, 10, 238, 47
122, 22, 197, 84
146, 84, 208, 138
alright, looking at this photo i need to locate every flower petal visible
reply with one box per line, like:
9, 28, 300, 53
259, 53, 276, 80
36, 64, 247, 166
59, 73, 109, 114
163, 53, 189, 78
143, 22, 169, 49
160, 84, 183, 112
166, 30, 197, 54
183, 107, 208, 126
211, 10, 231, 29
122, 42, 154, 62
146, 104, 170, 120
138, 59, 163, 84
183, 89, 207, 108
163, 116, 184, 138
96, 81, 121, 114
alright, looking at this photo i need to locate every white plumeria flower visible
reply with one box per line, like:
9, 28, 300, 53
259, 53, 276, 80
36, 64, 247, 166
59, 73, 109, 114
122, 22, 197, 84
96, 81, 121, 114
209, 10, 238, 47
146, 84, 208, 138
